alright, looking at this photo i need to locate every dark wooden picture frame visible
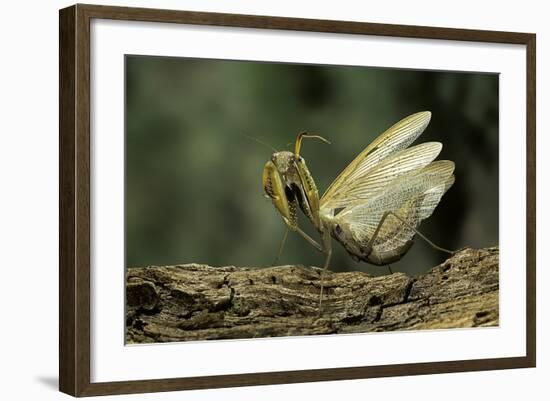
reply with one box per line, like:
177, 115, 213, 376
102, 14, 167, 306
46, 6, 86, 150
59, 3, 536, 397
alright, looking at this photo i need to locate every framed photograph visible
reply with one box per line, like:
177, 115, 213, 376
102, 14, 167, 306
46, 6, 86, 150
59, 4, 536, 396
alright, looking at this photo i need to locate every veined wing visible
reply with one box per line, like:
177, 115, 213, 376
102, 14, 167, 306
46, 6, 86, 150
321, 141, 442, 211
322, 111, 432, 207
334, 160, 455, 254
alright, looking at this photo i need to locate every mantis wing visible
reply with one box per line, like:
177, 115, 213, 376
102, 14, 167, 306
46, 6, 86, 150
333, 160, 455, 255
321, 141, 442, 212
321, 111, 432, 210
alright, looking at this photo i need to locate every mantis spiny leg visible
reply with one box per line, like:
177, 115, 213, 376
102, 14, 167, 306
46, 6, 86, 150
281, 217, 324, 253
366, 211, 454, 256
271, 227, 289, 266
318, 228, 333, 312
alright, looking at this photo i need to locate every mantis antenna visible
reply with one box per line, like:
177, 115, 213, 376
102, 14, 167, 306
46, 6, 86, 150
294, 132, 331, 156
240, 133, 278, 153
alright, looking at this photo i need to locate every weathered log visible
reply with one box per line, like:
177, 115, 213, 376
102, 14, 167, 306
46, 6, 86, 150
126, 246, 499, 343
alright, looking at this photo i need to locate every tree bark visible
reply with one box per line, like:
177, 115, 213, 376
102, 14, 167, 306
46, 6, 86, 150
126, 246, 498, 343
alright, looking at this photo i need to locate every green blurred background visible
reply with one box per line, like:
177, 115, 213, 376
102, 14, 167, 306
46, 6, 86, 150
125, 55, 499, 276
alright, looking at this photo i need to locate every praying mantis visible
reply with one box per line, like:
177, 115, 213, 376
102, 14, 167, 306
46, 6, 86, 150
262, 111, 455, 308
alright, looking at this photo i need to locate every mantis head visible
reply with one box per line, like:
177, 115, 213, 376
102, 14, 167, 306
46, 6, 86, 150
262, 132, 330, 230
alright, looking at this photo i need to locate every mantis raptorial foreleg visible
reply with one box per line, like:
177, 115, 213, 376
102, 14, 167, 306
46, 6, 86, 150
366, 211, 454, 255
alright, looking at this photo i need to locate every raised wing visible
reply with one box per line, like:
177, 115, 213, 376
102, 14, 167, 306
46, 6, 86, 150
321, 111, 432, 210
321, 141, 442, 211
334, 160, 455, 255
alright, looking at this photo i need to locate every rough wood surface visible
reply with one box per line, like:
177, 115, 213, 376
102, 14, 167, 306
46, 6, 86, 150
126, 247, 499, 343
